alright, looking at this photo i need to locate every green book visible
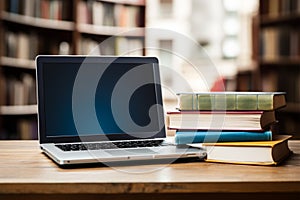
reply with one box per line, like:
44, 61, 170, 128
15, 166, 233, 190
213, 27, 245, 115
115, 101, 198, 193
177, 92, 286, 111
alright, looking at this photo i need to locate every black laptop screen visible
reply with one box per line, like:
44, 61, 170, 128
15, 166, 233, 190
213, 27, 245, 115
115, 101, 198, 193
37, 57, 165, 143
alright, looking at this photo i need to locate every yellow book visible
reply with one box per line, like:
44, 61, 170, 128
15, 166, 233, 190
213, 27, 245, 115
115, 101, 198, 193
202, 135, 292, 166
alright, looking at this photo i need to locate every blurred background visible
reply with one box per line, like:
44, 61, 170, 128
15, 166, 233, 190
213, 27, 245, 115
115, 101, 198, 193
0, 0, 299, 139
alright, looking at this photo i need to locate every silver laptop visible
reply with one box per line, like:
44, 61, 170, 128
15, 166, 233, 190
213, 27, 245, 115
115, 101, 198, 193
36, 55, 206, 166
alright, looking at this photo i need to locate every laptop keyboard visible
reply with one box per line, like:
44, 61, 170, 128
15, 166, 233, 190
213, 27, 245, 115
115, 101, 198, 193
55, 140, 164, 151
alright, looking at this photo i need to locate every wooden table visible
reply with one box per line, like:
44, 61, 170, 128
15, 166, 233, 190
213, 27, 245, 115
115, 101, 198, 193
0, 140, 300, 200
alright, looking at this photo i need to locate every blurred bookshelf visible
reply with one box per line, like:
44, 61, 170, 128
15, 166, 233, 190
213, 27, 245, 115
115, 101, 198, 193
234, 70, 256, 92
255, 0, 300, 138
0, 0, 146, 139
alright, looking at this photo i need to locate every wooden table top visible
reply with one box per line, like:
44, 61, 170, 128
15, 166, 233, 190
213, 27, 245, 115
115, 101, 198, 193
0, 140, 300, 194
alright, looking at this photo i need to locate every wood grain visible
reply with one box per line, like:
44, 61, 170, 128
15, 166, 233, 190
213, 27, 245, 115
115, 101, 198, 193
0, 140, 300, 198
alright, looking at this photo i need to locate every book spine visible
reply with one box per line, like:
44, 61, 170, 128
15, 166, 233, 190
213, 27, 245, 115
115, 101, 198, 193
175, 130, 272, 144
2, 73, 36, 105
178, 93, 277, 110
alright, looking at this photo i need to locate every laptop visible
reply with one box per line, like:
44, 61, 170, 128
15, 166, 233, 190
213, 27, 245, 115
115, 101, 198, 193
36, 55, 206, 166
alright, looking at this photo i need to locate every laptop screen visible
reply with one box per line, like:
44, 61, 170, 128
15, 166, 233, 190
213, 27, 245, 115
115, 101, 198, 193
36, 56, 165, 143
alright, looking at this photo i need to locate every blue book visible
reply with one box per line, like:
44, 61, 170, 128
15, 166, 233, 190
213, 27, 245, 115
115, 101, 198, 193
10, 0, 19, 14
175, 130, 272, 144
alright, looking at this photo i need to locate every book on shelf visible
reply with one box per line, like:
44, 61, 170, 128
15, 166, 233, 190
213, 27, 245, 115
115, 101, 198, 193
177, 92, 286, 111
261, 0, 300, 17
77, 0, 142, 27
290, 28, 300, 58
199, 135, 292, 166
4, 29, 71, 59
276, 70, 300, 104
23, 0, 35, 17
1, 73, 36, 106
17, 33, 30, 59
7, 0, 20, 14
80, 37, 115, 55
0, 70, 5, 105
79, 36, 144, 56
92, 1, 104, 26
266, 0, 280, 17
6, 0, 71, 21
5, 30, 39, 60
77, 1, 92, 24
175, 130, 272, 145
0, 118, 37, 139
262, 71, 278, 92
260, 26, 300, 61
167, 110, 276, 131
116, 37, 144, 56
260, 27, 277, 61
102, 2, 115, 26
18, 118, 38, 140
100, 38, 117, 55
79, 37, 101, 55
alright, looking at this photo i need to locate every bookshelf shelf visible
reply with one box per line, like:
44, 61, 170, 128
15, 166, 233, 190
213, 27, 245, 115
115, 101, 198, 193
0, 56, 35, 69
77, 23, 145, 37
0, 105, 37, 115
259, 58, 300, 67
260, 13, 300, 27
1, 12, 75, 31
100, 0, 145, 6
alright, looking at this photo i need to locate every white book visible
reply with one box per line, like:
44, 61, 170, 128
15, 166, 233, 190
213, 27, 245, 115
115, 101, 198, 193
92, 1, 104, 26
201, 135, 292, 166
24, 0, 35, 16
17, 33, 30, 59
14, 80, 24, 105
116, 37, 128, 56
127, 39, 143, 56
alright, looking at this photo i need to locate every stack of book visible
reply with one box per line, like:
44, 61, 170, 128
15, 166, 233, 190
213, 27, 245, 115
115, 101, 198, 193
167, 92, 292, 165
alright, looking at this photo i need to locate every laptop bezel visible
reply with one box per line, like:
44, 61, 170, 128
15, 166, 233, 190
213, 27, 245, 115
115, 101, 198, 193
36, 55, 166, 144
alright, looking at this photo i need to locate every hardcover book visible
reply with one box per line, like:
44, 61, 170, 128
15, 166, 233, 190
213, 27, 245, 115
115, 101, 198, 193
167, 111, 276, 131
177, 92, 286, 111
175, 130, 272, 144
200, 135, 292, 165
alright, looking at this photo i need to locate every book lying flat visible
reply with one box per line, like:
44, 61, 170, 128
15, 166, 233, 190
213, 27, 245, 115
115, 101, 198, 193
175, 130, 272, 144
177, 92, 286, 111
167, 111, 276, 131
201, 135, 292, 165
